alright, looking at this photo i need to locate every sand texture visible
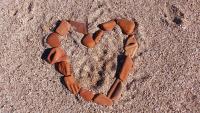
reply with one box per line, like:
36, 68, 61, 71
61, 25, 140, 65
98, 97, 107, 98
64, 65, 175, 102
0, 0, 200, 112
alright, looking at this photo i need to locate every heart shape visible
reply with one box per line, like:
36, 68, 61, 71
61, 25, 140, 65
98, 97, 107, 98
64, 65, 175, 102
44, 19, 138, 106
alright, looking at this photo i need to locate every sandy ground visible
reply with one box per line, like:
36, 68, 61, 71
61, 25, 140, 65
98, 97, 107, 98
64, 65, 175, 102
0, 0, 200, 113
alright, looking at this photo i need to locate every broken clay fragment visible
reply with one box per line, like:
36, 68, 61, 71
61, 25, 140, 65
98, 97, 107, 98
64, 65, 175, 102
107, 79, 123, 100
47, 32, 60, 47
64, 75, 80, 95
93, 30, 104, 44
56, 61, 72, 76
55, 20, 71, 36
124, 35, 138, 58
68, 20, 88, 34
81, 34, 96, 48
93, 93, 113, 106
99, 20, 116, 31
47, 47, 68, 64
119, 56, 133, 81
79, 88, 95, 101
116, 19, 135, 35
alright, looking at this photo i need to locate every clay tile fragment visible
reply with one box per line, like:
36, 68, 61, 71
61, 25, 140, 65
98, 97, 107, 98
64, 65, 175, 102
55, 20, 71, 36
56, 61, 72, 76
47, 32, 60, 47
47, 47, 68, 64
93, 30, 104, 44
99, 20, 116, 31
93, 93, 113, 106
116, 19, 135, 35
107, 79, 123, 100
64, 75, 80, 95
68, 20, 88, 34
79, 88, 95, 101
124, 35, 138, 58
81, 34, 96, 48
119, 56, 133, 81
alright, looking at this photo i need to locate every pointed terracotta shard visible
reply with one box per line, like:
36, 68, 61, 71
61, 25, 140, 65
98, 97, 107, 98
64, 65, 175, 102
107, 79, 123, 100
79, 88, 95, 101
81, 34, 96, 48
93, 93, 113, 106
99, 20, 116, 31
119, 56, 133, 81
93, 30, 104, 44
64, 75, 80, 95
68, 20, 88, 34
56, 61, 72, 76
55, 20, 71, 36
116, 19, 135, 35
47, 32, 60, 47
124, 35, 138, 58
47, 47, 68, 64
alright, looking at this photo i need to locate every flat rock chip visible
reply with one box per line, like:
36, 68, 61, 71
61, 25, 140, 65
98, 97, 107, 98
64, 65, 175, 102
81, 34, 95, 48
124, 35, 138, 57
119, 56, 133, 81
116, 19, 135, 35
79, 88, 95, 101
93, 93, 113, 106
47, 32, 60, 47
56, 20, 71, 36
56, 61, 72, 76
68, 20, 88, 34
99, 20, 116, 31
47, 47, 68, 64
93, 30, 104, 43
107, 79, 122, 101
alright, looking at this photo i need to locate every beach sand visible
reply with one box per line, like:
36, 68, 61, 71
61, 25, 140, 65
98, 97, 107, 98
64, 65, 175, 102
0, 0, 200, 112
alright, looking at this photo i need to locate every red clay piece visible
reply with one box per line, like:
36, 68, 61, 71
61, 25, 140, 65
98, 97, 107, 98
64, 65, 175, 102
81, 34, 96, 48
47, 47, 68, 64
107, 79, 123, 100
119, 56, 133, 81
99, 20, 116, 31
64, 75, 80, 95
93, 93, 113, 106
55, 20, 71, 36
79, 88, 95, 101
124, 35, 138, 58
47, 32, 60, 47
116, 19, 135, 35
68, 20, 88, 34
93, 30, 104, 44
56, 61, 73, 76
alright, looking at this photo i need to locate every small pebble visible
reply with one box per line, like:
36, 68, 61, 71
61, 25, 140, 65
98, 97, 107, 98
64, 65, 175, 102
47, 32, 60, 47
99, 20, 116, 31
93, 93, 113, 106
79, 88, 95, 101
116, 19, 135, 35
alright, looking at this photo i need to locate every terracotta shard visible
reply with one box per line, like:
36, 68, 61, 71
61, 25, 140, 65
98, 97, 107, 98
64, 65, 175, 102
68, 20, 88, 34
56, 61, 72, 76
119, 56, 133, 81
107, 79, 123, 100
93, 30, 104, 44
93, 93, 113, 106
124, 35, 138, 57
99, 20, 116, 31
47, 47, 68, 64
55, 20, 71, 36
47, 32, 60, 47
116, 19, 135, 35
64, 75, 80, 95
79, 88, 95, 101
81, 34, 96, 48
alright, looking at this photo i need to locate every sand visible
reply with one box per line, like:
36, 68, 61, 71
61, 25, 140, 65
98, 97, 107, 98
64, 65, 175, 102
0, 0, 200, 112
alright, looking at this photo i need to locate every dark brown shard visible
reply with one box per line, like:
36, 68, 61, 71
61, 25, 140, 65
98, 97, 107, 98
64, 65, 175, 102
47, 32, 60, 47
93, 93, 113, 106
68, 20, 88, 34
119, 56, 133, 81
107, 79, 123, 100
79, 88, 95, 101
